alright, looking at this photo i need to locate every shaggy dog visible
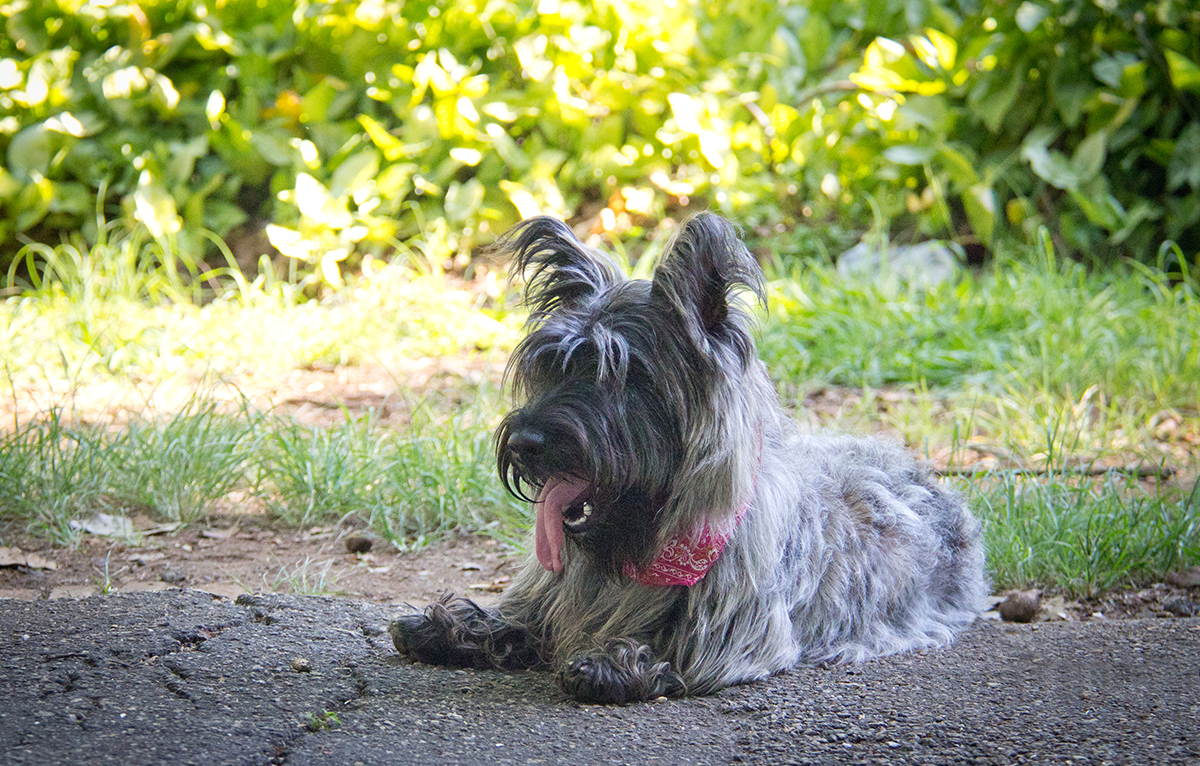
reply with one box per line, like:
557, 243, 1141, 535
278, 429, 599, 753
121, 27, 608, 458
389, 213, 987, 703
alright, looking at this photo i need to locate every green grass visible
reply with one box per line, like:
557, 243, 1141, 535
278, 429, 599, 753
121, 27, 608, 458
104, 397, 264, 524
762, 247, 1200, 404
762, 239, 1200, 479
0, 409, 109, 545
955, 406, 1199, 597
2, 227, 1198, 597
268, 557, 342, 597
971, 472, 1198, 598
0, 393, 527, 552
256, 398, 527, 549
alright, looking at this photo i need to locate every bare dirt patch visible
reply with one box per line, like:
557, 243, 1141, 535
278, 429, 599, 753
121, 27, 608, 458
0, 354, 505, 430
0, 514, 517, 608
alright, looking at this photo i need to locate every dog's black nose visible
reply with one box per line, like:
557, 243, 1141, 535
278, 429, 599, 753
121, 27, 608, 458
507, 429, 546, 458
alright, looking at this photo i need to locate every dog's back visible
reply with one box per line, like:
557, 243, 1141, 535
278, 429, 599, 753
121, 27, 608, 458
775, 432, 987, 662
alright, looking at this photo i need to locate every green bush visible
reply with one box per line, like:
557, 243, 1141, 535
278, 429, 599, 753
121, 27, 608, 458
851, 0, 1200, 265
1, 0, 1196, 283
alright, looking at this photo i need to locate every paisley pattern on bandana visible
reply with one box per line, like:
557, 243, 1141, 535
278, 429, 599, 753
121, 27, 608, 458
623, 504, 749, 587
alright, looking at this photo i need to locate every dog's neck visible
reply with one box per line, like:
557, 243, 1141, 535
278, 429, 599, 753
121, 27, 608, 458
621, 496, 752, 587
623, 433, 762, 587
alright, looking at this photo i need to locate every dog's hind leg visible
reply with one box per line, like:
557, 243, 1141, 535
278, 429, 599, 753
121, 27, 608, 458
558, 638, 686, 704
389, 594, 543, 670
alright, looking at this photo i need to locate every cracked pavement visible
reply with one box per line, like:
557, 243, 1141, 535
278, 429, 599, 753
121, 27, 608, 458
1, 591, 1197, 765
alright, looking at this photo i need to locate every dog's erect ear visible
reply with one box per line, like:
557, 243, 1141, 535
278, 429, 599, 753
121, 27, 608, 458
650, 213, 766, 351
493, 217, 621, 316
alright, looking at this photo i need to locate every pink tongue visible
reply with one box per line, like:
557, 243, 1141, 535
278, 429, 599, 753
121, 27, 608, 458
535, 478, 589, 573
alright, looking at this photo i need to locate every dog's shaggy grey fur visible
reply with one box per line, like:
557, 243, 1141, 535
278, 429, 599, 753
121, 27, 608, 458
389, 213, 987, 703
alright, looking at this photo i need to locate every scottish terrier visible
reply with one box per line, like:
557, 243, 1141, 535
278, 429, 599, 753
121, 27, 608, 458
389, 213, 987, 703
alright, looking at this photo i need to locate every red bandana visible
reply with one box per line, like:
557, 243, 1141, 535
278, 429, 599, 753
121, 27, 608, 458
622, 502, 750, 587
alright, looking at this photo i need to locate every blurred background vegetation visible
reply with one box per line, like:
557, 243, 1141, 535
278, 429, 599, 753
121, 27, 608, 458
1, 0, 1197, 287
1, 0, 1198, 595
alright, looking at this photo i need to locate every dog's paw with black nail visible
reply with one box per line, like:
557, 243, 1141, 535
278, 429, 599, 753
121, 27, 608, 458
559, 639, 685, 704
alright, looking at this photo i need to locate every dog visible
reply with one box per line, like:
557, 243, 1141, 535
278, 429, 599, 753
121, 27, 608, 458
389, 213, 987, 704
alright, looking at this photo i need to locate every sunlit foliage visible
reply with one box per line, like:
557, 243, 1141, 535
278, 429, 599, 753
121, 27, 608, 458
1, 0, 1197, 285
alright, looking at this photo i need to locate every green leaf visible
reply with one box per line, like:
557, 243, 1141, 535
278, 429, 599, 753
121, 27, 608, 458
0, 167, 19, 198
1022, 128, 1080, 190
1015, 2, 1048, 33
376, 163, 415, 199
14, 174, 53, 231
1119, 60, 1147, 99
1092, 53, 1139, 89
1053, 83, 1089, 127
896, 95, 948, 132
48, 181, 91, 215
266, 224, 313, 261
167, 136, 210, 185
205, 90, 226, 128
444, 178, 484, 223
133, 170, 182, 238
937, 144, 980, 187
1068, 178, 1123, 231
1168, 122, 1200, 192
44, 111, 102, 137
484, 124, 531, 173
294, 173, 351, 228
330, 149, 380, 199
203, 199, 247, 236
970, 67, 1021, 132
798, 14, 832, 71
250, 129, 294, 167
1165, 50, 1200, 93
6, 124, 57, 182
962, 184, 996, 243
1070, 131, 1107, 184
771, 28, 807, 83
883, 145, 934, 165
301, 81, 341, 123
358, 114, 408, 161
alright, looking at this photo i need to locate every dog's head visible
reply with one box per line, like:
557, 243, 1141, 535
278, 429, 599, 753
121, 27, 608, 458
494, 214, 766, 576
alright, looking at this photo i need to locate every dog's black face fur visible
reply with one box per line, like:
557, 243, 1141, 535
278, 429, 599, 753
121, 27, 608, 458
493, 215, 765, 575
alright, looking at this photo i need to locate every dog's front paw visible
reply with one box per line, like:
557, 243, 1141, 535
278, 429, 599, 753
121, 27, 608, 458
389, 596, 542, 670
560, 638, 685, 704
387, 613, 427, 658
387, 604, 475, 667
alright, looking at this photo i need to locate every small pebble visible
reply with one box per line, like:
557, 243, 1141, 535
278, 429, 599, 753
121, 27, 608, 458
1163, 599, 1197, 617
291, 657, 312, 673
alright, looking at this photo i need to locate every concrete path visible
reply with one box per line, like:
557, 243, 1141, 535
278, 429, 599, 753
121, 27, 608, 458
1, 591, 1196, 765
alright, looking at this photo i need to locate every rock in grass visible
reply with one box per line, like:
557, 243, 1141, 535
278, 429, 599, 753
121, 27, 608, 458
998, 590, 1041, 623
1165, 566, 1200, 589
1163, 599, 1197, 618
